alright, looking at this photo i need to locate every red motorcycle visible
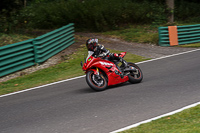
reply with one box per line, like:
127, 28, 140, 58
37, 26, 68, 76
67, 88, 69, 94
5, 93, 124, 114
81, 51, 143, 91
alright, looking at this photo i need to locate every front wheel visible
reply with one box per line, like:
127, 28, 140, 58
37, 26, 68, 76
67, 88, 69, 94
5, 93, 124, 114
86, 71, 108, 91
128, 62, 143, 84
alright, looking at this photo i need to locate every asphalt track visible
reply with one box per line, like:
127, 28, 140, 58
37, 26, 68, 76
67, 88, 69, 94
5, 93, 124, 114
1, 49, 200, 133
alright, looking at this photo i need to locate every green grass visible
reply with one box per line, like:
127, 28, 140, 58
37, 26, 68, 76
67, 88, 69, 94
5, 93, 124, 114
0, 45, 149, 95
120, 105, 200, 133
0, 33, 34, 47
102, 24, 200, 48
102, 25, 159, 45
176, 43, 200, 48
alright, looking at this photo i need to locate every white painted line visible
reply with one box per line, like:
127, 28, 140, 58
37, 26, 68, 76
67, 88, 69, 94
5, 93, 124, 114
1, 48, 200, 132
136, 48, 200, 64
110, 101, 200, 133
1, 48, 200, 98
110, 48, 200, 133
0, 75, 85, 98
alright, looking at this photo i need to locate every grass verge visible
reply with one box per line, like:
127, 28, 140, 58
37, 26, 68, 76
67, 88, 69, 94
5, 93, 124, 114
0, 45, 149, 95
176, 43, 200, 48
0, 33, 34, 47
102, 24, 200, 48
120, 105, 200, 133
102, 25, 159, 45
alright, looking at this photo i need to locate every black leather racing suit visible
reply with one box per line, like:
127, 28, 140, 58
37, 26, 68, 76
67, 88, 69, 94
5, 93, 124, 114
92, 44, 120, 61
92, 44, 128, 74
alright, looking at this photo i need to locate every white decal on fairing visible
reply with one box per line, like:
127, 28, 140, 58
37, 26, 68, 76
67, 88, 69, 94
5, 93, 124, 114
99, 61, 113, 66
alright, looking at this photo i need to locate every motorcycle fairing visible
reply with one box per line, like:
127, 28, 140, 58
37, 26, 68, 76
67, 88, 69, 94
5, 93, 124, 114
86, 51, 94, 62
119, 52, 126, 58
84, 55, 129, 86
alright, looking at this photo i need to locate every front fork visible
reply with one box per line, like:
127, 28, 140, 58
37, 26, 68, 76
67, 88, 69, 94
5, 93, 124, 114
88, 68, 101, 79
96, 68, 99, 75
91, 68, 104, 86
95, 68, 103, 80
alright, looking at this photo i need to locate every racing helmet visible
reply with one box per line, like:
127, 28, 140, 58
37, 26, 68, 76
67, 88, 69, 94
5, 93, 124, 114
86, 38, 98, 51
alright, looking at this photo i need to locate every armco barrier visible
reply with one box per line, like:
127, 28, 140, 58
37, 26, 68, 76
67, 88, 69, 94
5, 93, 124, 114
33, 23, 75, 63
158, 24, 200, 46
0, 23, 75, 77
0, 39, 35, 77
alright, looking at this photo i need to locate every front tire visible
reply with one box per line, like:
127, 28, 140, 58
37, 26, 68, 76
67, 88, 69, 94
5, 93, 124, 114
86, 71, 108, 91
128, 62, 143, 84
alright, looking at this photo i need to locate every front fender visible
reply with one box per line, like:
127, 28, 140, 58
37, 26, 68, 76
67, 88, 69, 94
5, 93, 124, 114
86, 68, 98, 75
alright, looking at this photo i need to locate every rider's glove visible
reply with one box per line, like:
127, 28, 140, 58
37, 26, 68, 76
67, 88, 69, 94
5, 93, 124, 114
99, 53, 106, 57
99, 50, 110, 57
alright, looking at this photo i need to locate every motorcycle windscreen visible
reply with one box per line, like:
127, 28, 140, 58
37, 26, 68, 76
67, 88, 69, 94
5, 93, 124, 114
86, 51, 94, 62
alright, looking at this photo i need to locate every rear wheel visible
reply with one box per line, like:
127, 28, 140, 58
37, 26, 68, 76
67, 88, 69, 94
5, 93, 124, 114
86, 71, 108, 91
128, 62, 143, 83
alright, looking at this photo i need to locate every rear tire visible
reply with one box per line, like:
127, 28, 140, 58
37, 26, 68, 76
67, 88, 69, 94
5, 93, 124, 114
128, 62, 143, 84
86, 71, 108, 91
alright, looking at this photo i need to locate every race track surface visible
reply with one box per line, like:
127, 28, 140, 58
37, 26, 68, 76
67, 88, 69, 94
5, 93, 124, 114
1, 49, 200, 133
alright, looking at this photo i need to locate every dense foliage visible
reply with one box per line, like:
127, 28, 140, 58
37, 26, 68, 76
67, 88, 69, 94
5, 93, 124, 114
1, 0, 200, 32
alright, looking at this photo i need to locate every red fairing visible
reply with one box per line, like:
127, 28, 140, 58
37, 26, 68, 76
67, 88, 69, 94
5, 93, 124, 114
82, 54, 129, 86
82, 63, 87, 71
119, 52, 126, 58
82, 50, 143, 91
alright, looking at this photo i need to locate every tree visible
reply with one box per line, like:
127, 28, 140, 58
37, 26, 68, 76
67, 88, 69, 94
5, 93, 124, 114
166, 0, 174, 23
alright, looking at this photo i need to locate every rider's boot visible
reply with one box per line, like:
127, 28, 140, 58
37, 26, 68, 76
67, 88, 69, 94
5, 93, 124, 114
113, 57, 127, 79
119, 57, 137, 73
119, 57, 128, 71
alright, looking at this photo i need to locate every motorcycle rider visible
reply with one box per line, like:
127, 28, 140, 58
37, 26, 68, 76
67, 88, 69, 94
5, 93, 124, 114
86, 38, 128, 76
